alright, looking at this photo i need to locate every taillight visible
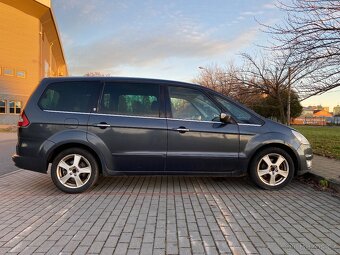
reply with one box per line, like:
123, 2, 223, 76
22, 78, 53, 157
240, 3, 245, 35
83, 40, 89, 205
18, 111, 30, 127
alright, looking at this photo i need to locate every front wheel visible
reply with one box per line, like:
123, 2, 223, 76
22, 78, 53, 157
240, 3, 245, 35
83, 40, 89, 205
51, 148, 99, 193
249, 148, 294, 190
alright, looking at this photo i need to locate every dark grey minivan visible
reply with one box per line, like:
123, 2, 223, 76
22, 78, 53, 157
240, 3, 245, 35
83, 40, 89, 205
13, 77, 312, 193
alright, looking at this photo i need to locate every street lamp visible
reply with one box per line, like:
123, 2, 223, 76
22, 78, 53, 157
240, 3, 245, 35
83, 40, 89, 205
287, 67, 291, 126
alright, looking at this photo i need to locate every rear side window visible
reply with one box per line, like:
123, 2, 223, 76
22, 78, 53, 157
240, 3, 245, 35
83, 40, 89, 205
39, 81, 101, 113
99, 83, 160, 117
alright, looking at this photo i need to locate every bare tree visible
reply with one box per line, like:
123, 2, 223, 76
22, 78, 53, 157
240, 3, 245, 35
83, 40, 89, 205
265, 0, 340, 99
236, 50, 317, 123
193, 63, 257, 105
194, 51, 310, 123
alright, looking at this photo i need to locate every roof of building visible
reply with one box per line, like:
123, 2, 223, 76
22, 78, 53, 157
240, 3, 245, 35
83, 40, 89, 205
313, 110, 332, 117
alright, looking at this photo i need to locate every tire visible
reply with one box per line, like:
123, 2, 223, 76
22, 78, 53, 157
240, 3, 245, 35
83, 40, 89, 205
51, 148, 99, 193
249, 147, 294, 190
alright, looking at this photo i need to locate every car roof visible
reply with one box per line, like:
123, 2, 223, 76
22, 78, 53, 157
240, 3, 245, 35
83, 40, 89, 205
40, 76, 241, 108
39, 76, 265, 123
42, 76, 203, 89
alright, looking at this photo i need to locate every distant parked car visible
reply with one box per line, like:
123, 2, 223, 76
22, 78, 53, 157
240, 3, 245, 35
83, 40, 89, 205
13, 77, 312, 193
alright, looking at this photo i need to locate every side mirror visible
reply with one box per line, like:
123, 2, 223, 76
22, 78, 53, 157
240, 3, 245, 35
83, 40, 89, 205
220, 112, 232, 123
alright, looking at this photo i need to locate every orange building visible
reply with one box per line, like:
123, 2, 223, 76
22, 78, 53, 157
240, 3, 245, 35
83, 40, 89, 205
0, 0, 67, 124
292, 109, 332, 125
313, 110, 332, 117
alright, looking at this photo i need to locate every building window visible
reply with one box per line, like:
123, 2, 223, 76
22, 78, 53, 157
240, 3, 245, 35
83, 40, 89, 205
3, 68, 14, 76
9, 101, 21, 114
0, 100, 6, 114
16, 70, 26, 78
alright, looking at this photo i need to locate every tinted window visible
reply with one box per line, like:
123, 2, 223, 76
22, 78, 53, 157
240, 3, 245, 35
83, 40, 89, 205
39, 81, 101, 113
168, 86, 220, 121
214, 95, 262, 124
0, 100, 6, 113
100, 83, 160, 117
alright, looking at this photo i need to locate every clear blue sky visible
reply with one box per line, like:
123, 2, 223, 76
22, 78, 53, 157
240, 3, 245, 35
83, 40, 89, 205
52, 0, 340, 111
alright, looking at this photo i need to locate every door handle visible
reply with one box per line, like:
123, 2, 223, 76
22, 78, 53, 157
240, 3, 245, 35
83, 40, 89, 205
94, 122, 111, 129
176, 127, 190, 133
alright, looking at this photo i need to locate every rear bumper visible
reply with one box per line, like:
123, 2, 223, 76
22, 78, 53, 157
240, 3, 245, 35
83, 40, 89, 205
12, 154, 46, 173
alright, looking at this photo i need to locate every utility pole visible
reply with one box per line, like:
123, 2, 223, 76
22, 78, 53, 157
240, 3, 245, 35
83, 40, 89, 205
287, 67, 291, 126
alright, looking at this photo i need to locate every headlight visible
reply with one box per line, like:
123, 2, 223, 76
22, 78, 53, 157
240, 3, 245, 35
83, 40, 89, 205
292, 130, 310, 145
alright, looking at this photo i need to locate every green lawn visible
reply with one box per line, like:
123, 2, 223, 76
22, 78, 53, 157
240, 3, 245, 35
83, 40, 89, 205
293, 125, 340, 160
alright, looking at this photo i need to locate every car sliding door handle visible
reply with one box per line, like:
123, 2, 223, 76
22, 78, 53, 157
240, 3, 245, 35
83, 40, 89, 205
176, 127, 190, 133
94, 122, 111, 129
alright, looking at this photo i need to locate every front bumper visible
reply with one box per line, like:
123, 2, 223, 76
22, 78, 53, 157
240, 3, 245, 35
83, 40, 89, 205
296, 143, 313, 175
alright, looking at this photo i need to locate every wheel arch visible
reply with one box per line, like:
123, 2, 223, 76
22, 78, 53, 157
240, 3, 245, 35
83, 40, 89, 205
47, 143, 104, 174
247, 143, 300, 176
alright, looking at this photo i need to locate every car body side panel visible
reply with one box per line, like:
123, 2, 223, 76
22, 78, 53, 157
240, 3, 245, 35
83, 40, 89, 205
166, 120, 240, 172
87, 115, 167, 173
238, 124, 306, 174
44, 130, 94, 160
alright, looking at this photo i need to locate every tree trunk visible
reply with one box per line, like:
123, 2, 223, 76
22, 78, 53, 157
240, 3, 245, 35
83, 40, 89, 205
277, 93, 286, 124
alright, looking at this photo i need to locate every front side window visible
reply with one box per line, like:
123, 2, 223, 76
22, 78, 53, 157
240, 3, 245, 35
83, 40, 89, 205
0, 100, 6, 113
168, 86, 220, 121
214, 95, 262, 124
100, 83, 160, 117
39, 81, 101, 113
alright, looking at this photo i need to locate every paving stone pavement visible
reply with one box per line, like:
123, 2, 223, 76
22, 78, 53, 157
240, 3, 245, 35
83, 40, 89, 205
0, 133, 18, 176
0, 171, 339, 255
311, 155, 340, 184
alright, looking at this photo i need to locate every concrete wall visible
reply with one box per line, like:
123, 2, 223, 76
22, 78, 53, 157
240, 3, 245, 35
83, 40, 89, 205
0, 2, 40, 97
0, 1, 67, 124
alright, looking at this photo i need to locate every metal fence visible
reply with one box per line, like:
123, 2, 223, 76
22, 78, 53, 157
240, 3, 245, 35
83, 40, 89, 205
291, 116, 340, 126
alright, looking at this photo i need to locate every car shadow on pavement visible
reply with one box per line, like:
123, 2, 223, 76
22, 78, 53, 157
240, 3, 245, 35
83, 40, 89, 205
0, 170, 326, 199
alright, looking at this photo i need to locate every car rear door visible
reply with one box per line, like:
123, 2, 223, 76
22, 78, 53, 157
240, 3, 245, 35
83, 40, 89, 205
165, 85, 239, 173
87, 81, 167, 172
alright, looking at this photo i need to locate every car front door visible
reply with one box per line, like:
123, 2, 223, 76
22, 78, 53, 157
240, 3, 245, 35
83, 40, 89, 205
165, 85, 239, 173
87, 82, 167, 172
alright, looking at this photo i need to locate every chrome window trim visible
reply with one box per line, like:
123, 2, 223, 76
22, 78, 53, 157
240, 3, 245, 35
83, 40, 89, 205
44, 110, 258, 125
238, 123, 262, 127
92, 112, 164, 120
43, 110, 165, 120
95, 112, 222, 124
168, 118, 222, 124
44, 110, 90, 115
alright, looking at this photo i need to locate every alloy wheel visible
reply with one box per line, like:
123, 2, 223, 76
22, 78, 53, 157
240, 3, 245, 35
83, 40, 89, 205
56, 154, 92, 189
256, 153, 289, 186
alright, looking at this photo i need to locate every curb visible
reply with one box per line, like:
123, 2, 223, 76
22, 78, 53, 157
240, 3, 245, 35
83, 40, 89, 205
302, 172, 340, 193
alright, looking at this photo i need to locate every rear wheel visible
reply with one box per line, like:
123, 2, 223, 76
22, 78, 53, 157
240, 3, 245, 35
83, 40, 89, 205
51, 148, 99, 193
249, 147, 294, 190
